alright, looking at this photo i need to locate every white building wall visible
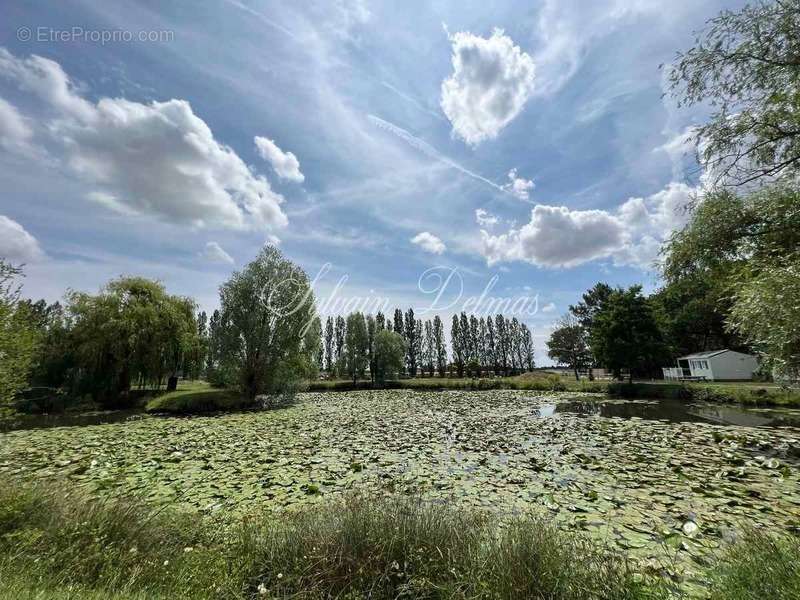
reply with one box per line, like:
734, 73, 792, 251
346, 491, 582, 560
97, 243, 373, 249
708, 351, 759, 381
688, 359, 714, 380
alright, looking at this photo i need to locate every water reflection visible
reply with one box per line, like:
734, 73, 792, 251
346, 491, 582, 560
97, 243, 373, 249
550, 398, 800, 428
0, 410, 146, 433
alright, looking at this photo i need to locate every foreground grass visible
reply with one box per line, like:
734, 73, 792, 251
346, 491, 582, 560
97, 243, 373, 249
708, 529, 800, 600
2, 479, 799, 599
0, 478, 670, 600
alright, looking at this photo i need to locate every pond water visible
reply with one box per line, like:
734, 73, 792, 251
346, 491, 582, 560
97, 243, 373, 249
0, 409, 148, 433
544, 397, 800, 428
3, 395, 799, 433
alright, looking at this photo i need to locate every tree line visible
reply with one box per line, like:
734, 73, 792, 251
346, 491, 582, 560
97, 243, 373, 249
321, 309, 534, 381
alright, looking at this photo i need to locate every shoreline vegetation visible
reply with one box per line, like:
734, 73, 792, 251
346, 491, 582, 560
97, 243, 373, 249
137, 375, 800, 415
2, 477, 798, 600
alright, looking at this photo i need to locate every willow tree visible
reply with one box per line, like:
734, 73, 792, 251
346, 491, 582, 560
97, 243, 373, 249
68, 277, 198, 403
668, 0, 800, 187
217, 247, 317, 399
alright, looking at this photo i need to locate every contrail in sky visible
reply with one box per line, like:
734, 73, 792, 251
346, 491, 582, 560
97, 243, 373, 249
368, 114, 510, 196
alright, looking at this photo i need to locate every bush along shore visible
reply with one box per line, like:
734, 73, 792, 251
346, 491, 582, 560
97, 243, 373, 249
2, 478, 799, 599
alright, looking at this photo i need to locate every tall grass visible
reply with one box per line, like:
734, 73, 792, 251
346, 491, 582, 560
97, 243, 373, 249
707, 529, 800, 600
0, 478, 667, 600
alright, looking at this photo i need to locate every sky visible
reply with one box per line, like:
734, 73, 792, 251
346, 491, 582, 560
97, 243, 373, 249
0, 0, 744, 364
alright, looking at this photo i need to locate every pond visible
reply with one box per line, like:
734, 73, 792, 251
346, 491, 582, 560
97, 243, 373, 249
1, 390, 799, 593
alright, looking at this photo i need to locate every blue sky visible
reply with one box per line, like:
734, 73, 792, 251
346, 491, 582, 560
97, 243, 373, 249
0, 0, 742, 363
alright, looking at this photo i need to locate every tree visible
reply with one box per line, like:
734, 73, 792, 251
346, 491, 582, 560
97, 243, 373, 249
334, 316, 346, 376
727, 253, 800, 381
217, 247, 317, 399
433, 316, 447, 377
509, 317, 521, 375
569, 283, 614, 331
520, 323, 535, 372
373, 329, 406, 383
366, 314, 377, 383
423, 319, 435, 376
668, 0, 800, 188
344, 312, 369, 383
404, 308, 418, 377
375, 311, 386, 331
324, 316, 335, 374
393, 308, 404, 337
495, 314, 508, 375
451, 315, 465, 377
0, 261, 37, 406
67, 276, 199, 402
590, 286, 669, 382
478, 317, 488, 371
547, 315, 592, 380
486, 317, 497, 375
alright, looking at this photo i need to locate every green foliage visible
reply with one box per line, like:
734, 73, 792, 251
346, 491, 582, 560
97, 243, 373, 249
216, 246, 317, 399
589, 286, 669, 380
708, 528, 800, 600
728, 253, 800, 380
547, 314, 593, 380
373, 329, 406, 383
66, 277, 199, 405
0, 479, 668, 600
668, 0, 800, 187
662, 184, 800, 379
344, 312, 368, 383
0, 261, 38, 407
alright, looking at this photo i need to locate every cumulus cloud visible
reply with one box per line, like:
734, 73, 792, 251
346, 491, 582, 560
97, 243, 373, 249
475, 208, 499, 228
0, 48, 288, 232
201, 241, 235, 265
502, 168, 534, 200
254, 136, 304, 183
0, 215, 44, 262
410, 231, 446, 254
440, 29, 536, 145
480, 182, 695, 269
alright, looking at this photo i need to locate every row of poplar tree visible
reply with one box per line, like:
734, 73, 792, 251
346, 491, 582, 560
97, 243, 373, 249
322, 308, 534, 379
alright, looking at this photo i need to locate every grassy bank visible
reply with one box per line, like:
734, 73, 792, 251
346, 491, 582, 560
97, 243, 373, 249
308, 375, 800, 407
0, 478, 666, 600
144, 380, 252, 414
2, 479, 799, 599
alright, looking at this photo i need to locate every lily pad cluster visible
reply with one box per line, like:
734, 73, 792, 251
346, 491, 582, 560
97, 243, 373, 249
1, 390, 798, 592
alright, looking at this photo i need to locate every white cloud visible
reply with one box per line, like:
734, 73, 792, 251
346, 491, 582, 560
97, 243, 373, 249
532, 0, 662, 95
200, 241, 235, 265
0, 215, 44, 262
480, 181, 695, 269
440, 28, 536, 145
655, 125, 697, 179
0, 96, 32, 150
475, 208, 499, 227
254, 136, 304, 183
0, 48, 288, 232
502, 168, 534, 200
541, 301, 556, 313
411, 231, 446, 254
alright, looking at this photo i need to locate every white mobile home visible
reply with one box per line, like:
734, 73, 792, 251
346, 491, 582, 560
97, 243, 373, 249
663, 349, 759, 382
